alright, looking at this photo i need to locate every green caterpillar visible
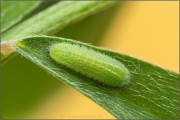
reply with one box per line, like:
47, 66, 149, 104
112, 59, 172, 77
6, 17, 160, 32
50, 43, 130, 87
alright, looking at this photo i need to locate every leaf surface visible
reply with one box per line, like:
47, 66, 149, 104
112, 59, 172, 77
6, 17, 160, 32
14, 36, 179, 119
1, 1, 115, 42
1, 1, 41, 32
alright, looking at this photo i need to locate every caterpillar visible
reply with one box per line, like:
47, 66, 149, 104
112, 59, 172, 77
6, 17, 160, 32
49, 43, 130, 87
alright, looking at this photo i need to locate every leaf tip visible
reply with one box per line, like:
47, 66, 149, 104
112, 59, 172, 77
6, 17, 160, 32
15, 41, 26, 48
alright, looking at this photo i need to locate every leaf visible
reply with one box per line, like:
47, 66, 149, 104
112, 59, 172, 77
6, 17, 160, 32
1, 1, 115, 42
1, 1, 115, 63
1, 1, 41, 33
13, 36, 179, 119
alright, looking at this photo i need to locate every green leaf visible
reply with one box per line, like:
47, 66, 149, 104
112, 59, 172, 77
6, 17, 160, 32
13, 36, 179, 119
1, 1, 115, 42
1, 1, 41, 33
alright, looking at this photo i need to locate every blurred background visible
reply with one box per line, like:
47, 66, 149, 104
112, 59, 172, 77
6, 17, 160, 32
1, 1, 179, 119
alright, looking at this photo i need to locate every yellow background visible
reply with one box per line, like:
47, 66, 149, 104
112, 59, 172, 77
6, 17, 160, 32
26, 1, 179, 119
